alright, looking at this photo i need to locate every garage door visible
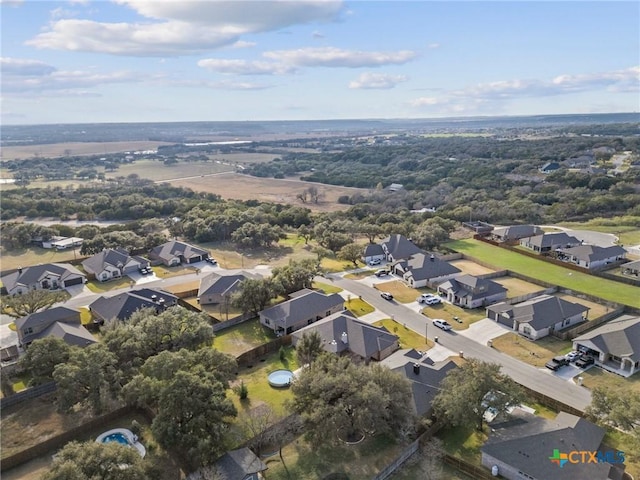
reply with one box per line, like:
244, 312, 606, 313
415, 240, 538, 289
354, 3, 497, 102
64, 277, 84, 287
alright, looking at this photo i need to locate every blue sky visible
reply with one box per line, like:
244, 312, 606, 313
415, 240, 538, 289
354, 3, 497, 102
1, 1, 638, 124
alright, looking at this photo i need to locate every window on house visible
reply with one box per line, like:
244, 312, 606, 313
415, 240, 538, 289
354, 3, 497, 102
24, 327, 33, 335
264, 319, 270, 325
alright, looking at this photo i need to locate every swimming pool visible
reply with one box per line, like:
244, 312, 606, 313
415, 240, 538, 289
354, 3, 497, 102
268, 369, 294, 388
101, 432, 130, 445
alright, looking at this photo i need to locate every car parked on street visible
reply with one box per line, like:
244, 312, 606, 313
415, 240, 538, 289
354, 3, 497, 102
380, 292, 394, 301
432, 319, 452, 331
545, 356, 570, 371
575, 354, 595, 369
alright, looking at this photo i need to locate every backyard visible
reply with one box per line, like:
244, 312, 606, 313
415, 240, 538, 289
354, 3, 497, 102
493, 276, 545, 298
446, 239, 640, 307
448, 259, 497, 276
212, 318, 276, 357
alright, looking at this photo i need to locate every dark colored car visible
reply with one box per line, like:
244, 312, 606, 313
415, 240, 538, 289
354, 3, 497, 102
380, 292, 394, 301
375, 269, 389, 277
545, 355, 570, 371
575, 355, 595, 368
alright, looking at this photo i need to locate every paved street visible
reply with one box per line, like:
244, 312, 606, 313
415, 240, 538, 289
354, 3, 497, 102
325, 274, 593, 412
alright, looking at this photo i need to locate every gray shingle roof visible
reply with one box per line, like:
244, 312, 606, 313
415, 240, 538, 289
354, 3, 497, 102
89, 288, 178, 322
399, 253, 461, 281
381, 234, 423, 260
150, 240, 208, 263
482, 411, 615, 480
82, 248, 148, 275
493, 295, 588, 330
292, 311, 399, 360
1, 263, 85, 292
260, 289, 344, 329
15, 306, 79, 332
573, 315, 640, 362
37, 322, 96, 347
438, 274, 507, 301
197, 271, 259, 299
213, 448, 267, 480
522, 232, 580, 248
493, 225, 543, 241
559, 245, 626, 263
363, 244, 384, 257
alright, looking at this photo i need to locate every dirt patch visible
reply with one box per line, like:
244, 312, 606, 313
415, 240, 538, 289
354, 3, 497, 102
493, 276, 545, 298
449, 259, 497, 276
554, 293, 610, 319
170, 173, 367, 212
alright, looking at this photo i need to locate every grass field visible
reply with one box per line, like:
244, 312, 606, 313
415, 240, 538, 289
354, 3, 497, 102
375, 280, 420, 303
491, 332, 572, 367
0, 247, 85, 271
264, 433, 405, 480
373, 318, 432, 349
0, 141, 174, 161
493, 276, 545, 298
557, 218, 640, 246
212, 318, 276, 357
85, 277, 132, 293
312, 281, 343, 294
345, 297, 375, 317
446, 239, 640, 307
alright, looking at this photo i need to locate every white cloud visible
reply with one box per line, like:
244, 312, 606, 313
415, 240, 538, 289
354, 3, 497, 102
197, 58, 294, 75
410, 66, 639, 112
27, 1, 344, 56
231, 40, 256, 49
312, 30, 325, 39
168, 78, 272, 90
349, 72, 407, 89
263, 47, 417, 67
1, 57, 57, 76
427, 43, 440, 49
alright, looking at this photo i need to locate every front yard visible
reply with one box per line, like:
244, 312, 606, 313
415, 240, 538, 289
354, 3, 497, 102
375, 280, 421, 303
344, 297, 375, 317
491, 332, 572, 367
420, 303, 486, 330
572, 365, 640, 395
373, 318, 433, 349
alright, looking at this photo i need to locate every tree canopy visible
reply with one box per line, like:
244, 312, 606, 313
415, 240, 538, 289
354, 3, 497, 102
20, 337, 73, 386
432, 359, 525, 431
1, 290, 70, 318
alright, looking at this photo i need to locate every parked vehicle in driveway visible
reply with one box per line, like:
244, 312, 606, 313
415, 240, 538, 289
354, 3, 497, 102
375, 269, 389, 277
545, 356, 570, 371
575, 354, 595, 368
369, 258, 381, 266
565, 350, 580, 362
432, 319, 452, 331
380, 292, 394, 301
417, 293, 442, 305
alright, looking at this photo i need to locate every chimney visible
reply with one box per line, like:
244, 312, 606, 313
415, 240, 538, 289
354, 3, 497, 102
18, 266, 23, 274
413, 363, 420, 374
430, 254, 435, 262
341, 332, 348, 344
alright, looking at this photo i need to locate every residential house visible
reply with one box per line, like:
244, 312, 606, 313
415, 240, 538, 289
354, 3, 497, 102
573, 315, 640, 377
486, 295, 588, 340
89, 288, 178, 324
291, 311, 399, 362
491, 225, 543, 243
362, 243, 386, 264
380, 234, 423, 262
15, 306, 96, 348
381, 349, 458, 417
198, 270, 260, 305
1, 345, 20, 363
437, 274, 507, 309
481, 410, 625, 480
621, 259, 640, 277
539, 161, 561, 174
393, 253, 461, 288
1, 263, 86, 295
387, 183, 404, 192
42, 236, 84, 250
519, 233, 581, 254
259, 288, 344, 335
209, 448, 267, 480
82, 248, 150, 282
557, 245, 626, 270
149, 240, 209, 266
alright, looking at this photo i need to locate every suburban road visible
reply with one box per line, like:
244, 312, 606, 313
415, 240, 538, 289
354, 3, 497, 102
326, 274, 593, 412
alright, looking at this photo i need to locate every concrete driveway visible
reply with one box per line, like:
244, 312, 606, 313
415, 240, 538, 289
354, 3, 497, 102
457, 318, 511, 345
539, 225, 618, 248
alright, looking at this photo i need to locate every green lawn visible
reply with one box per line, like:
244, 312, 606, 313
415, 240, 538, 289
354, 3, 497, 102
212, 318, 276, 357
437, 424, 488, 464
373, 318, 433, 349
420, 303, 486, 330
85, 277, 132, 293
344, 297, 375, 317
0, 246, 85, 271
231, 347, 299, 416
343, 270, 375, 280
376, 280, 421, 303
558, 217, 640, 246
446, 239, 640, 307
312, 281, 343, 294
604, 428, 640, 478
264, 433, 404, 480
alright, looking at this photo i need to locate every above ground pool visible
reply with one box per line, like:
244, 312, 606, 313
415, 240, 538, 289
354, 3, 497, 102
96, 428, 146, 457
101, 432, 130, 445
268, 369, 293, 388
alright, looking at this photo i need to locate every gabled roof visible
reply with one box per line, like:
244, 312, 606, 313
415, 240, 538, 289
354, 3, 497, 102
89, 288, 178, 322
381, 234, 423, 260
438, 274, 507, 300
198, 270, 259, 299
213, 448, 267, 480
37, 322, 96, 347
292, 311, 399, 360
623, 259, 640, 270
398, 253, 461, 281
521, 232, 580, 248
482, 411, 615, 480
559, 245, 626, 263
363, 243, 384, 257
381, 350, 457, 417
260, 289, 344, 329
82, 248, 133, 274
150, 240, 208, 262
1, 263, 85, 291
492, 225, 543, 240
15, 306, 80, 332
488, 295, 588, 330
573, 315, 640, 362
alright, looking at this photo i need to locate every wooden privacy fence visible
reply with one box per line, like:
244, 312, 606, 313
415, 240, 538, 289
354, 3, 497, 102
236, 335, 292, 367
0, 381, 56, 410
